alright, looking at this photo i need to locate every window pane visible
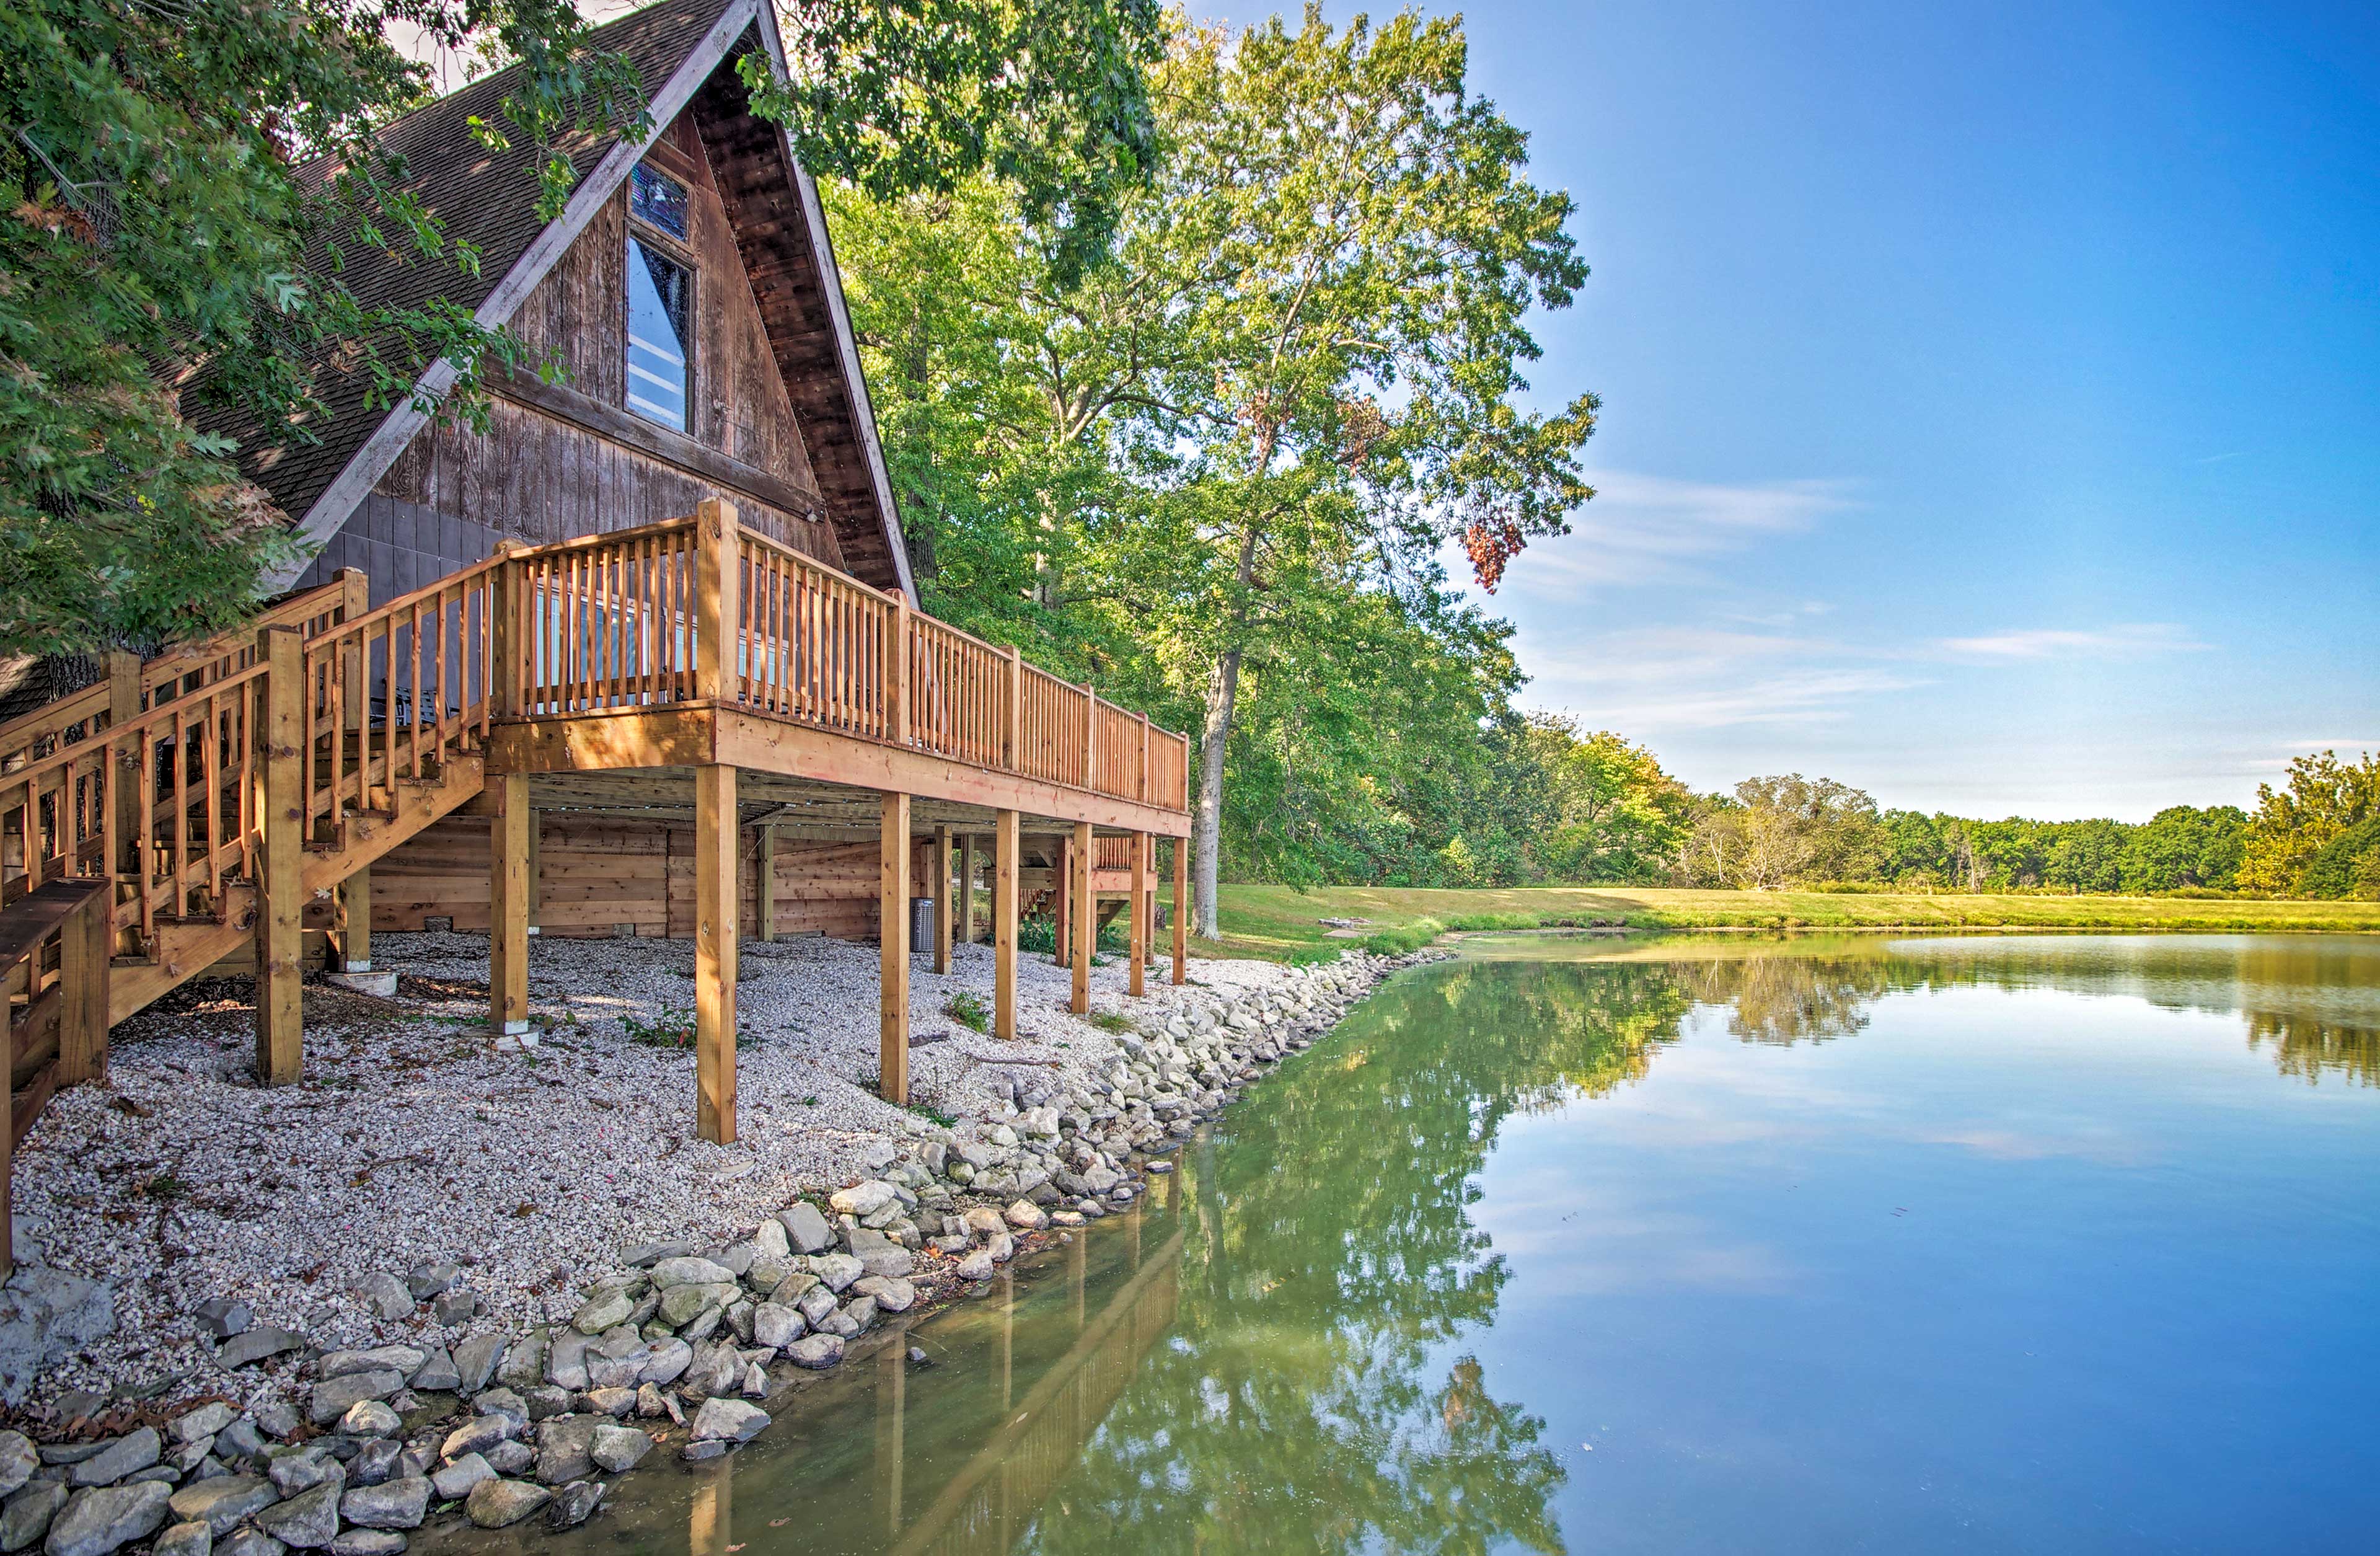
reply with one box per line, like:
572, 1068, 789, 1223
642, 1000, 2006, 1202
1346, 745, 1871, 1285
630, 164, 688, 239
627, 235, 690, 431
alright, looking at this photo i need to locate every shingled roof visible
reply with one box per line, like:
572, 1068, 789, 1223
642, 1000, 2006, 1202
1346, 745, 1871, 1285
226, 0, 914, 598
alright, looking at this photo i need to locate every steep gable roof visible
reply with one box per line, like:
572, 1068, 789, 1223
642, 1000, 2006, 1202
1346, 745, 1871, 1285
236, 0, 913, 598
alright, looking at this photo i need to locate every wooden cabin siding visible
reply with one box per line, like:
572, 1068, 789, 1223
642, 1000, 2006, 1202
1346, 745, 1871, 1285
371, 817, 895, 942
291, 108, 846, 605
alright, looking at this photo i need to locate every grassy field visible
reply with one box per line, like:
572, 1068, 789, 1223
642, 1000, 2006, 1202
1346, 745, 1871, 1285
1191, 883, 2380, 960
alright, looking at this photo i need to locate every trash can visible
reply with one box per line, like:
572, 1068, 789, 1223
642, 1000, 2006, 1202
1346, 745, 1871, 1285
909, 896, 935, 947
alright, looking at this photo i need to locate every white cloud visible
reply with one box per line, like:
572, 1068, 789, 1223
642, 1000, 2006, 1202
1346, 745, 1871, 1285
1934, 623, 2210, 660
1489, 471, 1856, 595
1520, 625, 1926, 733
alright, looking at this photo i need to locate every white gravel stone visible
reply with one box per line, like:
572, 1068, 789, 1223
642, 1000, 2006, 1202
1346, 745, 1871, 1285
7, 929, 1328, 1414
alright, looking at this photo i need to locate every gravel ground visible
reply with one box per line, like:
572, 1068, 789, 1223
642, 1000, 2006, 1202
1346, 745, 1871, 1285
14, 931, 1291, 1416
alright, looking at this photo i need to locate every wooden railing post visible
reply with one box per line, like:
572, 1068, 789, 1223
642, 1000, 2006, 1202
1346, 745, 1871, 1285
1003, 647, 1022, 771
889, 595, 911, 746
694, 498, 741, 704
337, 568, 369, 732
1083, 684, 1097, 792
253, 625, 306, 1087
490, 541, 527, 717
105, 650, 141, 875
1138, 712, 1150, 803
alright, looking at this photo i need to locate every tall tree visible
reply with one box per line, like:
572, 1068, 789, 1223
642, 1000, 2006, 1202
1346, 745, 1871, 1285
1113, 10, 1597, 932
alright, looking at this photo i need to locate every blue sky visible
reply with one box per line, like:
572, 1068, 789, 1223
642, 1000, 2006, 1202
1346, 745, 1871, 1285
1212, 0, 2380, 819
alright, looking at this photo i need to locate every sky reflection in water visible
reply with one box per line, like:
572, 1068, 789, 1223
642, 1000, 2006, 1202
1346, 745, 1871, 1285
481, 934, 2380, 1556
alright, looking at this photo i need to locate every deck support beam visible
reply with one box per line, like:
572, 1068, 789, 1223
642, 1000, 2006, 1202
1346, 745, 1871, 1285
1071, 820, 1094, 1014
958, 833, 977, 947
490, 771, 532, 1043
695, 763, 739, 1143
932, 825, 953, 975
1052, 833, 1071, 966
994, 810, 1019, 1040
335, 865, 373, 973
757, 823, 777, 941
1129, 831, 1148, 997
1171, 833, 1188, 985
254, 626, 305, 1087
879, 792, 912, 1103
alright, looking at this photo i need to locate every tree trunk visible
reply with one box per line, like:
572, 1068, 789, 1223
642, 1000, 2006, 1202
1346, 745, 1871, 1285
1192, 642, 1243, 939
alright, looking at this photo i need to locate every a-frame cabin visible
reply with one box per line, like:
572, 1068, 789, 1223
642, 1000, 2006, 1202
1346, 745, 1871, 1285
0, 0, 1189, 1183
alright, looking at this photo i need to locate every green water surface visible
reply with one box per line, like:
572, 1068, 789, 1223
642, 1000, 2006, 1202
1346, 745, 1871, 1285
454, 932, 2380, 1554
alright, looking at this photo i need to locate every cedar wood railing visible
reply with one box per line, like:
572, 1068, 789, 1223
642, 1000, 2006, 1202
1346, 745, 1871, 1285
1, 504, 1188, 959
503, 505, 1191, 811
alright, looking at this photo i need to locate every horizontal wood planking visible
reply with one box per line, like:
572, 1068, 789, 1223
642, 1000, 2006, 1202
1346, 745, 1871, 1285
370, 815, 879, 940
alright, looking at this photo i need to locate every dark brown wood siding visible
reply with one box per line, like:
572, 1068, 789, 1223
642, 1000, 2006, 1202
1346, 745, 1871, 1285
293, 107, 845, 604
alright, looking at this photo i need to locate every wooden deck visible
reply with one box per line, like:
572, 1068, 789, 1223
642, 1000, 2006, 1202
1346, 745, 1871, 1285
0, 498, 1192, 1157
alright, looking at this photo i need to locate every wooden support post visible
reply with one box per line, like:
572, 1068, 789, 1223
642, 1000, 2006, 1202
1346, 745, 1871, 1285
958, 833, 977, 946
526, 817, 542, 935
1129, 831, 1148, 997
994, 810, 1018, 1040
694, 497, 740, 704
757, 823, 777, 942
1002, 647, 1022, 771
105, 650, 141, 875
932, 824, 953, 975
1071, 820, 1094, 1014
1052, 833, 1071, 966
879, 792, 912, 1103
1172, 833, 1189, 984
490, 771, 531, 1042
695, 763, 739, 1143
335, 864, 373, 973
254, 626, 305, 1087
59, 887, 109, 1087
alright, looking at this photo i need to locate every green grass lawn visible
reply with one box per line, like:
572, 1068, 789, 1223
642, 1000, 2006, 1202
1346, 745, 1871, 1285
1184, 883, 2380, 960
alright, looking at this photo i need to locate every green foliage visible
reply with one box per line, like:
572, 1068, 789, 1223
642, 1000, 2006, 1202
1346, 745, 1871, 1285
831, 8, 1592, 906
945, 989, 991, 1033
622, 1007, 697, 1048
2239, 751, 2379, 898
0, 0, 646, 654
1018, 916, 1058, 955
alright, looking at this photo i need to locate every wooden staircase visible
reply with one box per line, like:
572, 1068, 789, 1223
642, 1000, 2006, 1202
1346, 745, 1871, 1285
1, 561, 499, 1050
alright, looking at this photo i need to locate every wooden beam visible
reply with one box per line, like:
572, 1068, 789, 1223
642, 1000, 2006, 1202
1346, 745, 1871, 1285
335, 864, 373, 973
490, 706, 1196, 836
105, 651, 141, 875
757, 823, 777, 941
58, 885, 108, 1089
490, 772, 532, 1041
932, 825, 953, 974
958, 833, 977, 947
1052, 832, 1071, 967
1072, 820, 1094, 1015
879, 790, 911, 1103
490, 366, 832, 527
994, 810, 1018, 1040
1172, 833, 1188, 985
695, 763, 739, 1143
253, 626, 305, 1087
1129, 831, 1148, 998
694, 498, 741, 705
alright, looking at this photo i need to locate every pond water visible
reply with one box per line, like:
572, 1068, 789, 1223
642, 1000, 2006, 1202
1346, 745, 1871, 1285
474, 933, 2380, 1554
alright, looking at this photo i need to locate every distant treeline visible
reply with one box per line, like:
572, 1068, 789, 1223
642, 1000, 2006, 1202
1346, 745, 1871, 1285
1417, 723, 2379, 901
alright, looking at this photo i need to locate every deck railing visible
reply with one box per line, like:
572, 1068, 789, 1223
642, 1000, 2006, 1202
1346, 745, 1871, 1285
478, 503, 1190, 813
